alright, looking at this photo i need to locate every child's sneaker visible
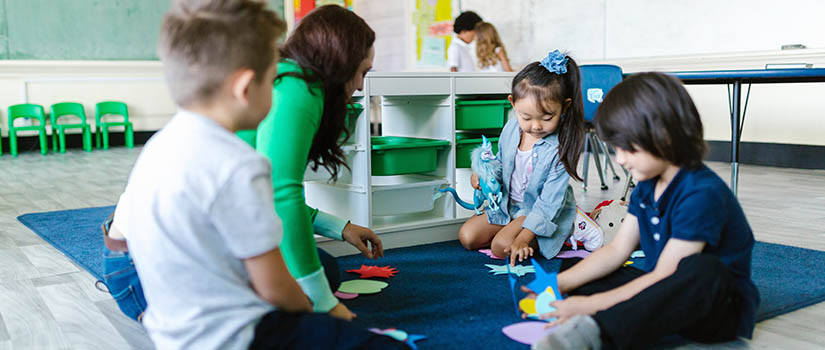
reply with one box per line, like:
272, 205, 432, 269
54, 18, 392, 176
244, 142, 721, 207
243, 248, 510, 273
532, 315, 602, 350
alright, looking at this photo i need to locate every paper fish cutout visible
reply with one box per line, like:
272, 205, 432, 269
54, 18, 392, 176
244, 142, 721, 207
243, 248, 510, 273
486, 263, 535, 277
369, 328, 426, 350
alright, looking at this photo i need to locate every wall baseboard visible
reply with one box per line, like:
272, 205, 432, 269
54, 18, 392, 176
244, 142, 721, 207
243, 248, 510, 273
3, 131, 155, 154
6, 134, 823, 170
706, 141, 825, 169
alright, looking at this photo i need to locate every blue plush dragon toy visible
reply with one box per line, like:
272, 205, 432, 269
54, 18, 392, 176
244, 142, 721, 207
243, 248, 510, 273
440, 135, 505, 218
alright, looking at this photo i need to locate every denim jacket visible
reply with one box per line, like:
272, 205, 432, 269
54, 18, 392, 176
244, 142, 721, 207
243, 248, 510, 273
487, 118, 577, 258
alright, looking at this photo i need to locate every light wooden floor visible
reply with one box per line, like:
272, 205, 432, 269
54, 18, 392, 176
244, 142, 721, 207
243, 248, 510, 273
0, 147, 823, 349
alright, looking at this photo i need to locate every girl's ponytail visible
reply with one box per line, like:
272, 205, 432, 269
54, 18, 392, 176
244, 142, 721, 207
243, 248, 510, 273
556, 57, 584, 181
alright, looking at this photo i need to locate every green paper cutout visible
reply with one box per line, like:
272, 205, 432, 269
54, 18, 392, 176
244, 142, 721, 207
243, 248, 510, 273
338, 280, 389, 294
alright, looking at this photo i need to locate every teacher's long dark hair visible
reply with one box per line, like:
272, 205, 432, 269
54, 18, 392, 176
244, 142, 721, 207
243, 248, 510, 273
279, 5, 375, 179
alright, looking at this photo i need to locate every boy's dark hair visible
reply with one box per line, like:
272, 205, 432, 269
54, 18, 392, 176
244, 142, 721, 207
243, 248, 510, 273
594, 72, 707, 169
453, 11, 482, 34
158, 0, 286, 106
511, 58, 585, 181
279, 5, 375, 180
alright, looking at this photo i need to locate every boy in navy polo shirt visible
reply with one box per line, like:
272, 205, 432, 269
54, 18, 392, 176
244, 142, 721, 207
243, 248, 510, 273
531, 72, 759, 350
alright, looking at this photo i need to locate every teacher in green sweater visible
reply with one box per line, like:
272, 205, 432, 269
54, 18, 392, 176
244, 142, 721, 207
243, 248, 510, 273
256, 5, 380, 320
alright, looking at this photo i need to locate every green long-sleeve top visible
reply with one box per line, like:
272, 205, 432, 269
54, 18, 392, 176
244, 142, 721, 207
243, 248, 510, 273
255, 60, 349, 312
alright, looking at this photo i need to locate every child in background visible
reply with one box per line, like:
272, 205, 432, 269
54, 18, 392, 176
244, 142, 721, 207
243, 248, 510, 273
448, 11, 483, 72
532, 72, 759, 350
458, 50, 594, 266
119, 0, 406, 348
474, 22, 513, 72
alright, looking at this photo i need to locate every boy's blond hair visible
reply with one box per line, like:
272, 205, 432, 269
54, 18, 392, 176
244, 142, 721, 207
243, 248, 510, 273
158, 0, 286, 106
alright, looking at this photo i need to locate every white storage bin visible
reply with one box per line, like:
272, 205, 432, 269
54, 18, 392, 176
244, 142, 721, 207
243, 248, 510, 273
371, 175, 448, 216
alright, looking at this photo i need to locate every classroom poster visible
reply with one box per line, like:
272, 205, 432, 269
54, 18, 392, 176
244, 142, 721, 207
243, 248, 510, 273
293, 0, 354, 24
293, 0, 315, 23
413, 0, 452, 68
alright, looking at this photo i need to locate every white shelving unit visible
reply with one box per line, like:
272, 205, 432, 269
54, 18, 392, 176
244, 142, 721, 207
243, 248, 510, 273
309, 72, 516, 256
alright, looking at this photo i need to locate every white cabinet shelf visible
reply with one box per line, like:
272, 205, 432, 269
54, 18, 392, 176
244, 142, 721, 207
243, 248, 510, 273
454, 72, 515, 95
305, 72, 514, 240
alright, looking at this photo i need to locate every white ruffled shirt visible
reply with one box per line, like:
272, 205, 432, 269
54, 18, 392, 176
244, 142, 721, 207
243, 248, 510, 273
509, 147, 534, 204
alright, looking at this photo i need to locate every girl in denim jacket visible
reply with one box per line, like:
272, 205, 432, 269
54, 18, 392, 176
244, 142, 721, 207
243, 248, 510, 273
459, 50, 591, 266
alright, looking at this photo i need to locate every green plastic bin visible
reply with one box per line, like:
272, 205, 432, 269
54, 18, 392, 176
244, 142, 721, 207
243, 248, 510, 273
455, 133, 499, 168
371, 136, 450, 175
455, 99, 511, 130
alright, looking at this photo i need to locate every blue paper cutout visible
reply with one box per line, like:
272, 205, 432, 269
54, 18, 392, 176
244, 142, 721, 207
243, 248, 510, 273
406, 334, 427, 349
506, 262, 520, 317
486, 263, 535, 277
526, 258, 563, 322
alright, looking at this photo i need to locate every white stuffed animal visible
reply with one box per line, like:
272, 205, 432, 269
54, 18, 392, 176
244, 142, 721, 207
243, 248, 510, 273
569, 207, 604, 251
589, 200, 629, 246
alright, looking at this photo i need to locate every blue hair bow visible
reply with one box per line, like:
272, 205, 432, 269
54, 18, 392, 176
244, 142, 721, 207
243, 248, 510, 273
540, 50, 568, 74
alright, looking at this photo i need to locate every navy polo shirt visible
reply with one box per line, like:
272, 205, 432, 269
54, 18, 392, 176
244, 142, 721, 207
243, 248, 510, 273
628, 164, 760, 338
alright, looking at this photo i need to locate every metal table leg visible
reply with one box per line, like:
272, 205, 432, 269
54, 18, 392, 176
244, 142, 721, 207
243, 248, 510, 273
730, 80, 741, 196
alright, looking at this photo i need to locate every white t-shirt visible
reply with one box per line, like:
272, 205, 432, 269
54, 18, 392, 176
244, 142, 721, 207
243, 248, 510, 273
447, 36, 477, 72
121, 109, 282, 350
509, 148, 534, 204
112, 193, 130, 239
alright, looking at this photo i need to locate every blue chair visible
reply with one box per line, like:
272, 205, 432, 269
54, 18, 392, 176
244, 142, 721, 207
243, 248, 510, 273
579, 64, 624, 191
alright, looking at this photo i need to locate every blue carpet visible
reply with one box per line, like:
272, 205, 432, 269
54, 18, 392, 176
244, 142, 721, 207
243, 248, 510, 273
18, 206, 115, 281
18, 207, 825, 349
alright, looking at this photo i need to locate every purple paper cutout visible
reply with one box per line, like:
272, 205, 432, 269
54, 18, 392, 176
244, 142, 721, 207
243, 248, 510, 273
555, 249, 590, 259
479, 249, 505, 259
334, 291, 358, 299
501, 321, 557, 345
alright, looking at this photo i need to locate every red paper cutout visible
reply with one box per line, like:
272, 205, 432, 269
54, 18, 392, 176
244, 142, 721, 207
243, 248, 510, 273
346, 265, 398, 279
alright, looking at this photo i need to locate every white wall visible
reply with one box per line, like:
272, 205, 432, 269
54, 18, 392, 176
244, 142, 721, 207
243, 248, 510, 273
456, 0, 825, 147
461, 0, 825, 65
353, 0, 410, 72
0, 61, 175, 137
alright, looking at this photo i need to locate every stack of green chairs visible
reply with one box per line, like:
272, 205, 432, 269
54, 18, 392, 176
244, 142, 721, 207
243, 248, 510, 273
7, 104, 48, 156
95, 101, 134, 149
50, 102, 92, 153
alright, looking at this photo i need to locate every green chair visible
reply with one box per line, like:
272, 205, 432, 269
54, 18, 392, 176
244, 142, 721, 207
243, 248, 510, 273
95, 101, 134, 149
7, 104, 48, 156
50, 102, 92, 153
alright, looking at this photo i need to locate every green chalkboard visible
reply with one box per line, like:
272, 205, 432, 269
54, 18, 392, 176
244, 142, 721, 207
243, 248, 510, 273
0, 0, 285, 60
